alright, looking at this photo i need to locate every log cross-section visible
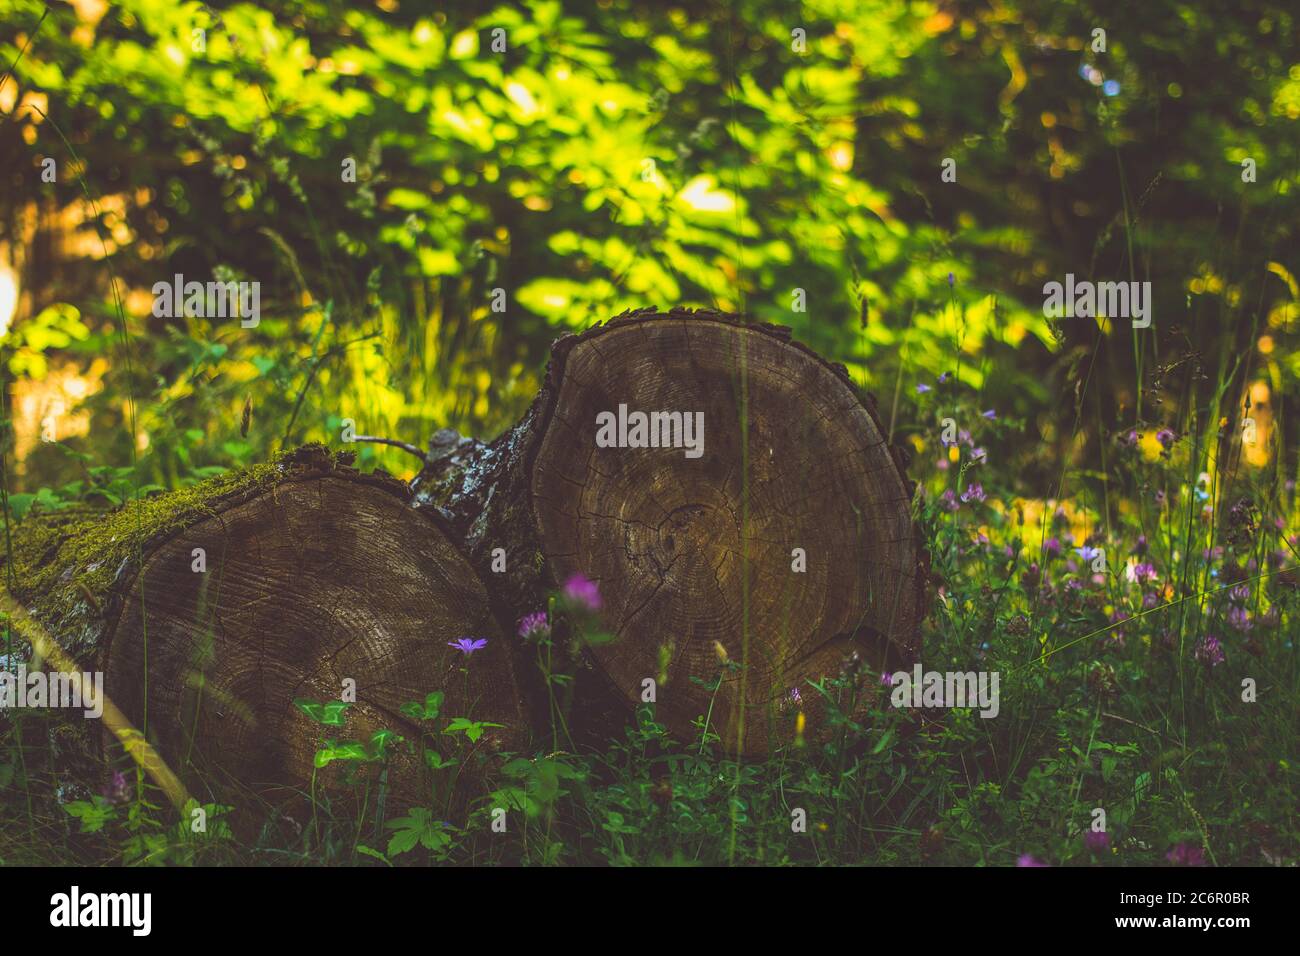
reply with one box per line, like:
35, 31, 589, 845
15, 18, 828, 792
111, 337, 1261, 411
5, 447, 524, 814
417, 309, 925, 754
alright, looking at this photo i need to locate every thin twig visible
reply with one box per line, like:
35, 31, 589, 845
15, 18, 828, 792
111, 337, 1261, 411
353, 436, 425, 462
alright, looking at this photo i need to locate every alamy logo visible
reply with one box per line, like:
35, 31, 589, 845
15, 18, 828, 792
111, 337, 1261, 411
151, 274, 261, 327
595, 404, 704, 459
889, 664, 1000, 718
50, 886, 151, 936
1042, 274, 1151, 328
0, 665, 103, 718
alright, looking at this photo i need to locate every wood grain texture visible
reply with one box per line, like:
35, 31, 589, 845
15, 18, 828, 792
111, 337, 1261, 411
413, 309, 925, 754
106, 474, 523, 810
526, 311, 924, 753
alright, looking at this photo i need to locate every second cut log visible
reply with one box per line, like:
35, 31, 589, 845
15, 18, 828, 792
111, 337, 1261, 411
415, 308, 925, 755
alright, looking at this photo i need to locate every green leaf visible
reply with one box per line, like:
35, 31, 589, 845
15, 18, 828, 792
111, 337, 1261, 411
444, 717, 504, 744
294, 699, 351, 726
6, 493, 36, 521
313, 741, 368, 767
401, 691, 445, 721
424, 750, 454, 771
386, 827, 420, 857
355, 844, 391, 866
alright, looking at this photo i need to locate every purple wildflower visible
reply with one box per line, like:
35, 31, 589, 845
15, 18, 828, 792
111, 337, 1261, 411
1165, 843, 1206, 867
938, 372, 950, 384
1084, 831, 1111, 854
789, 687, 803, 705
916, 383, 932, 394
1130, 562, 1157, 585
1017, 853, 1048, 867
103, 770, 131, 805
1156, 428, 1176, 450
449, 637, 488, 656
1227, 605, 1252, 632
947, 272, 955, 287
960, 483, 986, 504
981, 409, 996, 420
517, 611, 549, 640
1043, 537, 1062, 559
939, 489, 960, 512
562, 573, 603, 611
1075, 544, 1103, 565
1194, 633, 1224, 667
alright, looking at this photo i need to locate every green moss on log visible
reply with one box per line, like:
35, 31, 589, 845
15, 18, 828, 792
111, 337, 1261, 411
2, 444, 353, 663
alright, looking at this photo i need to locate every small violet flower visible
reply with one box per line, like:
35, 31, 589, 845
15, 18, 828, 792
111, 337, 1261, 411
449, 637, 488, 656
1075, 545, 1103, 565
517, 611, 549, 640
1084, 831, 1111, 854
1166, 843, 1207, 867
1129, 562, 1157, 585
103, 770, 131, 806
1194, 633, 1224, 667
563, 573, 603, 611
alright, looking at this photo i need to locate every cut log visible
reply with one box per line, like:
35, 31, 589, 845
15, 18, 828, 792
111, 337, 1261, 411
3, 446, 524, 816
415, 308, 925, 754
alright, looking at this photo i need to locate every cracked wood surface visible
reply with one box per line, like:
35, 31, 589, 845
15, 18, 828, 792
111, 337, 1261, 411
419, 309, 926, 755
107, 473, 523, 812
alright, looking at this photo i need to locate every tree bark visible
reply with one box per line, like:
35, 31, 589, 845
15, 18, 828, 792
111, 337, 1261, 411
414, 308, 925, 755
3, 445, 524, 815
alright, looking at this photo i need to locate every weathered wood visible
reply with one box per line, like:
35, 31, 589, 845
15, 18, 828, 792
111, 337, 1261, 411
415, 308, 925, 754
4, 446, 524, 814
5, 309, 926, 805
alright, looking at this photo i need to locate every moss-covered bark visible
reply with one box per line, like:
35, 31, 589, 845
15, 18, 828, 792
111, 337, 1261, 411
2, 444, 355, 666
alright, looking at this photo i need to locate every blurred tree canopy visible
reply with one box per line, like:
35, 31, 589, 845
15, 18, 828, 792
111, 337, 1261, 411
0, 0, 1296, 490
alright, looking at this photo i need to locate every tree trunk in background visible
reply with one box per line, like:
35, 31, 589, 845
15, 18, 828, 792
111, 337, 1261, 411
415, 308, 925, 755
3, 445, 524, 817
